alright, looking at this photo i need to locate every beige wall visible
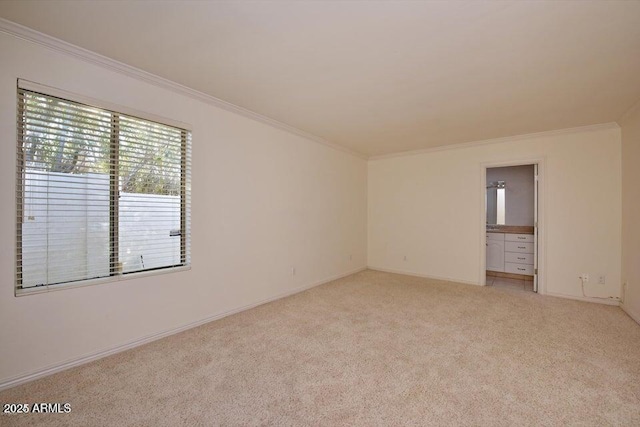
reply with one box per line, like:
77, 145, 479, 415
620, 103, 640, 324
368, 125, 622, 301
0, 33, 367, 386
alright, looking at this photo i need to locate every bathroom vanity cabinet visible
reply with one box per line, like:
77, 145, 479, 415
486, 232, 534, 277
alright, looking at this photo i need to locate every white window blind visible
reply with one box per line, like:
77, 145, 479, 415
16, 85, 191, 293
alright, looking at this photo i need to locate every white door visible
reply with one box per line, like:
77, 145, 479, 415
533, 164, 539, 292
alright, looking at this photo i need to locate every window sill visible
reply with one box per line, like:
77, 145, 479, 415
15, 265, 192, 297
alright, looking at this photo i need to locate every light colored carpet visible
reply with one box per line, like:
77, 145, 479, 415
1, 269, 639, 426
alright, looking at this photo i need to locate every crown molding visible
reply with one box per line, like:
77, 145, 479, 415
368, 122, 621, 161
0, 18, 368, 160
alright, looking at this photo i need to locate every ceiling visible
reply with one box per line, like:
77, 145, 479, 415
1, 1, 640, 157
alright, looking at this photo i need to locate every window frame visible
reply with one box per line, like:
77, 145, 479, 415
15, 80, 192, 296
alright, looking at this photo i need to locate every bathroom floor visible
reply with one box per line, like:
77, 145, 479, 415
486, 274, 534, 292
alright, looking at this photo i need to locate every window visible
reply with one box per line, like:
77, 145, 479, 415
16, 82, 191, 294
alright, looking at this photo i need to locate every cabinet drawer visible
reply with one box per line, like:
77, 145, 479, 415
486, 232, 505, 241
505, 233, 534, 243
505, 262, 534, 275
505, 252, 534, 265
505, 241, 533, 253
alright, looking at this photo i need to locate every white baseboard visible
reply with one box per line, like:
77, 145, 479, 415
367, 266, 479, 286
369, 267, 625, 308
0, 266, 367, 392
621, 303, 640, 325
545, 291, 621, 306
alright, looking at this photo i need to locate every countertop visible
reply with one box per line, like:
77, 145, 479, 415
486, 225, 534, 235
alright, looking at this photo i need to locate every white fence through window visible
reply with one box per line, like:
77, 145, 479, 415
21, 171, 180, 287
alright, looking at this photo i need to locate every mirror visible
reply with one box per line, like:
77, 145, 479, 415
486, 181, 506, 225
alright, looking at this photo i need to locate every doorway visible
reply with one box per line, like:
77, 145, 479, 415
483, 162, 540, 293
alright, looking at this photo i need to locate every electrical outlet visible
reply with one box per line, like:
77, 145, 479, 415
581, 273, 589, 282
598, 275, 606, 285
